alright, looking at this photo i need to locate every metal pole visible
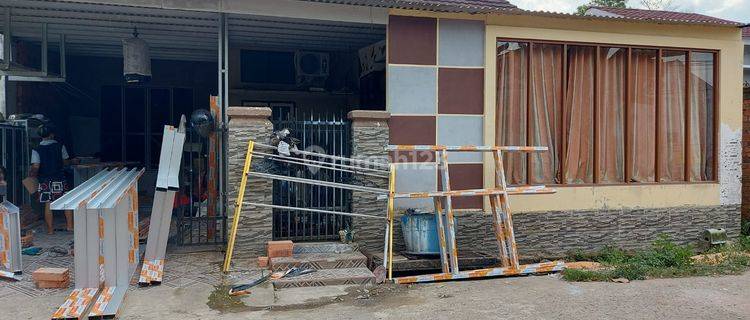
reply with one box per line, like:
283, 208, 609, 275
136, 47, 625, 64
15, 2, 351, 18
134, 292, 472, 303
438, 150, 459, 274
245, 202, 384, 220
386, 164, 396, 279
2, 9, 10, 70
59, 34, 66, 78
254, 142, 389, 169
220, 13, 229, 224
252, 151, 389, 178
247, 171, 388, 194
223, 140, 253, 272
41, 23, 47, 75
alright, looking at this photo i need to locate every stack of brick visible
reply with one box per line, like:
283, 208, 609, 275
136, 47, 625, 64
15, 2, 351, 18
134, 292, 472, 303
267, 240, 293, 259
744, 90, 750, 221
32, 268, 70, 289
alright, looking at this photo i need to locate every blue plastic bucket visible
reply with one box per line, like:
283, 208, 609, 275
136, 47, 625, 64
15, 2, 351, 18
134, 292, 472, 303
400, 213, 455, 255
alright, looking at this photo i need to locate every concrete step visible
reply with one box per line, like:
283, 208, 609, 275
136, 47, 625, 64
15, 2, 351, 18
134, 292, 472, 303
292, 242, 356, 254
272, 267, 375, 289
270, 252, 368, 271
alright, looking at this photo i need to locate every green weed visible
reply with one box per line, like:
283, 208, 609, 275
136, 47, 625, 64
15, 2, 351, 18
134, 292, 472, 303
562, 234, 750, 282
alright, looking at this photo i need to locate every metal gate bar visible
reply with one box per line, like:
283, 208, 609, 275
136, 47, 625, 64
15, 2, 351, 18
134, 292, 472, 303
271, 111, 352, 241
173, 126, 227, 246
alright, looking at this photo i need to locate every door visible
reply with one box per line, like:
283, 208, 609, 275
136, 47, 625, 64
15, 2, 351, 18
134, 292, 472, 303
271, 110, 352, 241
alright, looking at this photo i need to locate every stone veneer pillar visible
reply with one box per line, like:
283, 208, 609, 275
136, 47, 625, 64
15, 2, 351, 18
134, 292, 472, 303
226, 107, 274, 258
347, 110, 393, 254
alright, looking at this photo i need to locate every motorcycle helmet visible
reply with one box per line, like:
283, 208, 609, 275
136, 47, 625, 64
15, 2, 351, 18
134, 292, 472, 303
190, 109, 214, 137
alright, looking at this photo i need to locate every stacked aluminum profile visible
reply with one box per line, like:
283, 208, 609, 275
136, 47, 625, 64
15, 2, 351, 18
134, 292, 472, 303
0, 199, 22, 280
139, 119, 185, 286
50, 168, 143, 320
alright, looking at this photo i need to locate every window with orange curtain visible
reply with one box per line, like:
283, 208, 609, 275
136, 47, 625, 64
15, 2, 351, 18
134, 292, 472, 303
598, 47, 627, 183
659, 51, 687, 182
629, 49, 657, 182
529, 43, 563, 184
496, 41, 528, 185
689, 52, 715, 181
495, 39, 717, 186
564, 46, 595, 184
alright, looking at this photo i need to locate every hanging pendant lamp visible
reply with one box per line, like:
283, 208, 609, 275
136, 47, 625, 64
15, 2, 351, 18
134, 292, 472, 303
123, 26, 152, 83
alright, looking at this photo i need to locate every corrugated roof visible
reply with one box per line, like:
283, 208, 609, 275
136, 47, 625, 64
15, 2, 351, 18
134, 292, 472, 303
298, 1, 744, 28
586, 6, 742, 26
297, 0, 518, 13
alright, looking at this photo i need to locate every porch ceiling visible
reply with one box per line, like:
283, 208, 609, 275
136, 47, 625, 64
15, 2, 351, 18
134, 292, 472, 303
1, 0, 385, 62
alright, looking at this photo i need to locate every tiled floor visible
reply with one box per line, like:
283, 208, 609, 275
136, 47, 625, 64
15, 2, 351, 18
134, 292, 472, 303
0, 225, 229, 299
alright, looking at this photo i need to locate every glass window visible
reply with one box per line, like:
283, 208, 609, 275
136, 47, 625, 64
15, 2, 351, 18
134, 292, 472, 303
529, 43, 563, 184
598, 47, 627, 183
688, 51, 715, 181
496, 41, 528, 184
495, 40, 717, 186
563, 45, 596, 184
629, 49, 657, 182
659, 50, 687, 182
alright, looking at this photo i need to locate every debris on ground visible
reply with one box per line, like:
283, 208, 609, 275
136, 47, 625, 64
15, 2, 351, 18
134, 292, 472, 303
271, 267, 316, 280
229, 273, 271, 297
564, 261, 603, 271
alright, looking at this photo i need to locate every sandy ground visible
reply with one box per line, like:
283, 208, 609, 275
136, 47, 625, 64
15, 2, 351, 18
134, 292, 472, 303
5, 271, 749, 320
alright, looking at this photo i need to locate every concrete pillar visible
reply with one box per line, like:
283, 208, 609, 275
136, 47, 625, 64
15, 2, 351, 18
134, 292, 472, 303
347, 110, 393, 254
226, 106, 273, 257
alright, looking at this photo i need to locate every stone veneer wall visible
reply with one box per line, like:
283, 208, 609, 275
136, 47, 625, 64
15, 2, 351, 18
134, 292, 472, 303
224, 107, 741, 260
453, 205, 741, 261
347, 111, 402, 253
226, 107, 274, 258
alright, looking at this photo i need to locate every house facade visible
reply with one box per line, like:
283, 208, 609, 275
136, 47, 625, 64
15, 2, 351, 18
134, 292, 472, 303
0, 0, 744, 259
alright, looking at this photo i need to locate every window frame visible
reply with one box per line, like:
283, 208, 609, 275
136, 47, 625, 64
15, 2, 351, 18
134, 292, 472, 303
495, 37, 720, 186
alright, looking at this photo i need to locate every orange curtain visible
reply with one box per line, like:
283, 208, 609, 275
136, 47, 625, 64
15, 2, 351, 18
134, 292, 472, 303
688, 52, 715, 181
529, 44, 563, 184
563, 46, 595, 184
598, 47, 626, 183
496, 42, 528, 184
658, 51, 686, 182
628, 49, 656, 182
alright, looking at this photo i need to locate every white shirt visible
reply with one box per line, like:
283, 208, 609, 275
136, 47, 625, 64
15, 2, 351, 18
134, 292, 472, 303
31, 139, 69, 164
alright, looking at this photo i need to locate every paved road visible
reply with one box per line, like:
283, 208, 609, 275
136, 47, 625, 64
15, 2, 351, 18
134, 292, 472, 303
6, 272, 749, 319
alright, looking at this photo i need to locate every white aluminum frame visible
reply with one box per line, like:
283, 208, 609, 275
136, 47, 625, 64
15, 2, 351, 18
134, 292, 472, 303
140, 120, 186, 286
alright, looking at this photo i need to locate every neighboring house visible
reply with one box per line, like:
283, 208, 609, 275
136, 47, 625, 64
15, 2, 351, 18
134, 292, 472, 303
0, 0, 745, 259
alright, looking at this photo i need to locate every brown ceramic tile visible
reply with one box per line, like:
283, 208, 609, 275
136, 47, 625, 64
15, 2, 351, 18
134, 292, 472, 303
438, 163, 484, 209
389, 150, 437, 163
438, 68, 484, 114
388, 15, 437, 65
389, 115, 436, 146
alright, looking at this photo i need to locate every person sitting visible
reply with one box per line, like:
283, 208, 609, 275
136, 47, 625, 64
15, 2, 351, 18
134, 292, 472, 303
29, 125, 74, 234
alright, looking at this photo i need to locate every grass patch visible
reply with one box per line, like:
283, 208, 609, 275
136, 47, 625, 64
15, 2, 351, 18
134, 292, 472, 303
562, 234, 750, 282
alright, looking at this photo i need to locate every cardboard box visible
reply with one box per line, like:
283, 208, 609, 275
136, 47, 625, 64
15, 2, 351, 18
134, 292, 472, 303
267, 240, 293, 258
32, 268, 70, 282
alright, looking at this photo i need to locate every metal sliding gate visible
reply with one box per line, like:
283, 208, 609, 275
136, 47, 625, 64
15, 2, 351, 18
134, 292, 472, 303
173, 126, 228, 246
271, 111, 352, 241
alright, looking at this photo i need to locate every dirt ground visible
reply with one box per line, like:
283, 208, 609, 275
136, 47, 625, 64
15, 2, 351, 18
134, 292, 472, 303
5, 270, 749, 319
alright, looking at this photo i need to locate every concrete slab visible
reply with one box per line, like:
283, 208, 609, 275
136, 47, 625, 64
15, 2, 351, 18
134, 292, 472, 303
272, 285, 354, 306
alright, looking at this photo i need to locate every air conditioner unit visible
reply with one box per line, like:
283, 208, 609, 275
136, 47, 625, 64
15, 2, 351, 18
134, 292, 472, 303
295, 51, 329, 86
